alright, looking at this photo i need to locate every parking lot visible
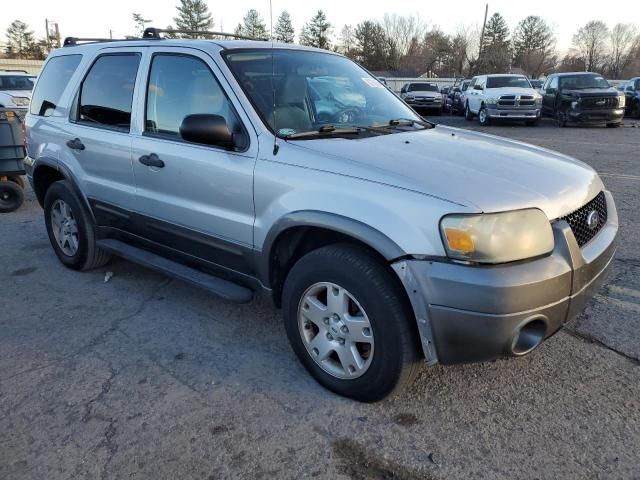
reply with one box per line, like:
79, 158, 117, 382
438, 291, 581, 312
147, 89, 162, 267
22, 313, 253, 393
1, 116, 640, 479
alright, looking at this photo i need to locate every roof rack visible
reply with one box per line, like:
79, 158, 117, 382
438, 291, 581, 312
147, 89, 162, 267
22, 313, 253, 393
63, 37, 125, 47
1, 69, 29, 73
142, 27, 269, 42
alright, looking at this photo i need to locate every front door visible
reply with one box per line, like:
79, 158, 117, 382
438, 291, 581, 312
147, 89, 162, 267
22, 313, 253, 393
541, 76, 559, 116
130, 47, 258, 274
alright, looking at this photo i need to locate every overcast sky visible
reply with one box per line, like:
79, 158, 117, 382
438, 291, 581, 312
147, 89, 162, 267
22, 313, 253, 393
3, 1, 636, 52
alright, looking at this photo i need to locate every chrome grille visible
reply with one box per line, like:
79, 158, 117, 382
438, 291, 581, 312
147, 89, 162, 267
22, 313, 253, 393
581, 97, 617, 109
561, 192, 607, 247
497, 95, 536, 108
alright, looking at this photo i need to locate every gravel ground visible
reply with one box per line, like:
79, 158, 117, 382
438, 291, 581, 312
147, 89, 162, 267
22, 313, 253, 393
1, 116, 639, 479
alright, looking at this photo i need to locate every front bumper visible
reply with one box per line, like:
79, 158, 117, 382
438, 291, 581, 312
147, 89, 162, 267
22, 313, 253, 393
393, 190, 618, 365
569, 108, 624, 123
486, 107, 541, 120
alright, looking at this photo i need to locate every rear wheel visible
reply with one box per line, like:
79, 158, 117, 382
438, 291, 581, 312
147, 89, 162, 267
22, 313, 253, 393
282, 244, 420, 402
0, 180, 24, 213
44, 180, 112, 270
464, 103, 474, 121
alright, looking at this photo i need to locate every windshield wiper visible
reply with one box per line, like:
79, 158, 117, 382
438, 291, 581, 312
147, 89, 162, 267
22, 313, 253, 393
284, 125, 364, 140
375, 118, 434, 130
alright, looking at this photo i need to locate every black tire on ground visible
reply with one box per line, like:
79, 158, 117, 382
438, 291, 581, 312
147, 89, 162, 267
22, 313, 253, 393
464, 103, 473, 121
525, 119, 540, 127
606, 122, 621, 128
0, 180, 24, 213
478, 106, 491, 126
556, 109, 568, 128
282, 243, 421, 402
8, 175, 25, 189
43, 180, 112, 271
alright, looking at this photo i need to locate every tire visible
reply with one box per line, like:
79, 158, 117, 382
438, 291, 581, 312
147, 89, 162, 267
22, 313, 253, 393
606, 122, 621, 128
478, 106, 491, 126
0, 180, 24, 213
525, 119, 540, 127
282, 244, 420, 402
43, 180, 112, 271
556, 109, 568, 128
464, 103, 474, 121
632, 102, 640, 119
8, 175, 25, 189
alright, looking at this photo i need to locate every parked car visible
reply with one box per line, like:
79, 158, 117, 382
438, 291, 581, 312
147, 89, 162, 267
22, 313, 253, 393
25, 31, 618, 402
540, 72, 625, 127
400, 82, 442, 115
440, 86, 454, 113
464, 74, 542, 126
0, 71, 36, 110
620, 77, 640, 118
529, 79, 543, 90
452, 79, 471, 115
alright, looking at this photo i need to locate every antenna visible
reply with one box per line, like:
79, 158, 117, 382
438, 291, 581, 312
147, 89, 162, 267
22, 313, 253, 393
270, 0, 279, 155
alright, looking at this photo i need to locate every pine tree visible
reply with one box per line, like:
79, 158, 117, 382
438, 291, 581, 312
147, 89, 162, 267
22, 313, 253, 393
5, 20, 37, 59
512, 16, 556, 77
173, 0, 214, 38
235, 9, 268, 39
274, 11, 295, 43
300, 10, 332, 49
132, 13, 152, 36
481, 13, 511, 73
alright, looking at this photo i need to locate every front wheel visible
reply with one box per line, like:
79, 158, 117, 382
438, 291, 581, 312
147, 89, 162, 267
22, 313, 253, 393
556, 109, 568, 127
606, 122, 621, 128
282, 244, 420, 402
478, 106, 491, 126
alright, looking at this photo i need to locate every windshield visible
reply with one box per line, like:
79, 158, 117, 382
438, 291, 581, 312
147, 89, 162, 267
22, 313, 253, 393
224, 49, 420, 137
408, 83, 438, 92
486, 76, 531, 89
0, 75, 35, 91
560, 75, 611, 90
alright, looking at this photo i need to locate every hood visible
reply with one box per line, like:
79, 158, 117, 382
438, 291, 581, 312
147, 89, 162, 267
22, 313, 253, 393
486, 87, 540, 97
561, 87, 619, 97
288, 125, 602, 219
0, 90, 32, 99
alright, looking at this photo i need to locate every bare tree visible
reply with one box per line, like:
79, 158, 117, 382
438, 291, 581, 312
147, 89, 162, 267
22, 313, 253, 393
338, 25, 356, 57
381, 14, 426, 70
572, 20, 609, 72
608, 23, 637, 79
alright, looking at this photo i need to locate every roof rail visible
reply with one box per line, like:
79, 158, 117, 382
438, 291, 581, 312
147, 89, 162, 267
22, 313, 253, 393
142, 27, 268, 42
1, 69, 29, 73
63, 37, 126, 47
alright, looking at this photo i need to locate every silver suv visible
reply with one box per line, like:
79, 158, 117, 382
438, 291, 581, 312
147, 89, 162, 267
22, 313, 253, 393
25, 31, 618, 401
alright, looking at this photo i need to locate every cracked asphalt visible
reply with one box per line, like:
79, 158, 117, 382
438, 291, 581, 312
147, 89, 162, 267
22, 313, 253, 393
1, 116, 640, 479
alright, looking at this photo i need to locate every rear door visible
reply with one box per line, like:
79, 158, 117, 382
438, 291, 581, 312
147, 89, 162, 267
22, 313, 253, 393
64, 47, 145, 221
130, 47, 258, 273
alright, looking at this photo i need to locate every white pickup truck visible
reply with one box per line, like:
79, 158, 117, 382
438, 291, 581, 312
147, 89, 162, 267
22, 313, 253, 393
464, 74, 542, 126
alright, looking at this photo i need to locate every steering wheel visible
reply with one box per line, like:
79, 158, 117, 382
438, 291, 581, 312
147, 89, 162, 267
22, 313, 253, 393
330, 107, 365, 125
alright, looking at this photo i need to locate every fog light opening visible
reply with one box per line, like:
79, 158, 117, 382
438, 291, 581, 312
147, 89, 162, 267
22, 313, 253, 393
511, 319, 546, 356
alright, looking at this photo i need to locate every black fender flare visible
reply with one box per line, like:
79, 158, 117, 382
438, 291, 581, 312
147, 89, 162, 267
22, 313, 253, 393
31, 158, 95, 222
258, 210, 406, 287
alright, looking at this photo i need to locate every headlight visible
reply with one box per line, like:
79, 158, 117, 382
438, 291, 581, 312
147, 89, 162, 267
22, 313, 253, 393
439, 209, 554, 264
433, 97, 442, 102
618, 95, 626, 108
535, 97, 542, 105
11, 96, 30, 106
484, 97, 497, 105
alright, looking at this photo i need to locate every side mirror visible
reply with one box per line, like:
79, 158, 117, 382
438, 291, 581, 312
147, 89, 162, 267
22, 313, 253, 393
180, 114, 235, 149
474, 84, 483, 91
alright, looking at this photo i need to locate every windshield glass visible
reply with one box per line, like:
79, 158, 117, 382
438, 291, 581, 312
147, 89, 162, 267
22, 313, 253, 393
486, 76, 531, 89
561, 75, 611, 90
0, 75, 35, 91
408, 83, 438, 92
224, 49, 420, 137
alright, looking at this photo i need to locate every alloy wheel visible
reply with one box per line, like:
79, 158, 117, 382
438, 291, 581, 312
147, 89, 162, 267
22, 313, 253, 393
50, 199, 79, 256
297, 282, 374, 379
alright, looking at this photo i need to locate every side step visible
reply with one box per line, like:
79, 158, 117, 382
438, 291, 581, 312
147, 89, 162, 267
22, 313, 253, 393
96, 239, 253, 303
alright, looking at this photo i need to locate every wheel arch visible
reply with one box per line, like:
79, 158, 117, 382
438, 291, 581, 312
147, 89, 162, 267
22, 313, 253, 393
260, 211, 406, 307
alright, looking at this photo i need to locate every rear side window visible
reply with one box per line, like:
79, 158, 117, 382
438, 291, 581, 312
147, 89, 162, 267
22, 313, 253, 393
30, 54, 82, 116
78, 54, 141, 130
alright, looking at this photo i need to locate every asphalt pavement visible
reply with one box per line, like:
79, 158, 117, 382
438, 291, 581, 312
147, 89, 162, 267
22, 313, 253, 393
1, 116, 639, 479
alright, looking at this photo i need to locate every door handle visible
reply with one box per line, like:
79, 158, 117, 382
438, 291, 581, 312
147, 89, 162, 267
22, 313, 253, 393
138, 153, 165, 168
66, 138, 85, 151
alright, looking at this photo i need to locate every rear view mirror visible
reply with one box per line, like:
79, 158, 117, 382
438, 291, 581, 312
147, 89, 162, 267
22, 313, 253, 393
474, 85, 483, 91
180, 114, 235, 149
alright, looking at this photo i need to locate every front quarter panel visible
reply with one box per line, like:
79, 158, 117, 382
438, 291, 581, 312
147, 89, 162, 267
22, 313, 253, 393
253, 136, 474, 260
